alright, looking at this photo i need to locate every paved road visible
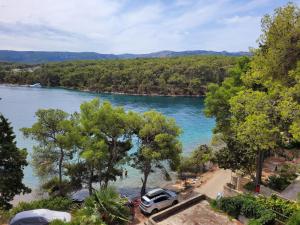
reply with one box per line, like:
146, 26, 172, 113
281, 176, 300, 201
195, 169, 232, 199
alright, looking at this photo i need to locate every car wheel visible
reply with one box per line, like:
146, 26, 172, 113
172, 200, 178, 206
152, 209, 159, 214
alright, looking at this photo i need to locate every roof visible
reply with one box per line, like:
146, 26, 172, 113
146, 188, 165, 197
10, 209, 71, 225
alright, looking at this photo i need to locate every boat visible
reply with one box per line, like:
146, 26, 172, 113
29, 83, 42, 88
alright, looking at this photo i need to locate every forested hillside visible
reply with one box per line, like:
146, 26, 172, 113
0, 50, 249, 63
0, 55, 239, 96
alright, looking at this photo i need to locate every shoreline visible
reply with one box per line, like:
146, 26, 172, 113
0, 83, 205, 98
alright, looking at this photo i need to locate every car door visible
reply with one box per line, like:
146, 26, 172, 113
154, 196, 170, 209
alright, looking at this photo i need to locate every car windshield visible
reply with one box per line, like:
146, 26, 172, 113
141, 196, 151, 205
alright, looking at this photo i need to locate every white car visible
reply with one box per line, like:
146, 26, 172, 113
9, 209, 71, 225
139, 188, 178, 215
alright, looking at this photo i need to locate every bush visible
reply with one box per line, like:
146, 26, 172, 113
241, 198, 262, 218
267, 175, 291, 191
287, 211, 300, 225
256, 211, 276, 225
219, 196, 244, 218
50, 220, 71, 225
257, 194, 300, 220
42, 177, 73, 196
217, 194, 299, 224
248, 219, 261, 225
10, 197, 74, 217
244, 181, 256, 192
279, 163, 297, 181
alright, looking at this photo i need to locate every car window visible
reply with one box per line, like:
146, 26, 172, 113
154, 196, 169, 203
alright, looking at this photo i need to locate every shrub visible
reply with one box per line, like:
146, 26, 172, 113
287, 211, 300, 225
219, 196, 243, 218
241, 198, 262, 218
50, 220, 71, 225
248, 211, 276, 225
217, 194, 300, 223
256, 194, 300, 220
248, 219, 261, 225
279, 163, 297, 181
42, 177, 73, 196
244, 181, 256, 192
256, 211, 276, 225
267, 175, 291, 191
210, 199, 218, 209
9, 197, 74, 217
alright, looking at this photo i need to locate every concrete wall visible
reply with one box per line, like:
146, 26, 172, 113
223, 184, 242, 197
147, 194, 206, 225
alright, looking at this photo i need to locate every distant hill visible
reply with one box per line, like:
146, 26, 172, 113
0, 50, 250, 64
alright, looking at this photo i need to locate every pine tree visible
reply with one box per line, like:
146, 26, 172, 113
0, 114, 30, 209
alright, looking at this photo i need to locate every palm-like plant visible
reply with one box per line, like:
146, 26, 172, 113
84, 187, 130, 225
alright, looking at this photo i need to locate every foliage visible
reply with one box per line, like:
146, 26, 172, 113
256, 195, 300, 220
21, 109, 77, 195
0, 56, 238, 96
131, 110, 182, 195
214, 137, 256, 177
217, 195, 276, 224
80, 187, 130, 225
267, 175, 291, 191
205, 3, 300, 186
0, 114, 31, 210
267, 163, 297, 191
244, 181, 256, 192
204, 56, 248, 133
218, 195, 244, 218
178, 144, 213, 175
279, 163, 298, 181
76, 98, 139, 193
9, 197, 74, 217
287, 211, 300, 225
41, 177, 74, 196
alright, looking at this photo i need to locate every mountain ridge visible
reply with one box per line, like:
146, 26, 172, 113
0, 50, 250, 64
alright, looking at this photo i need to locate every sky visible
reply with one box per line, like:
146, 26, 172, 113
0, 0, 297, 54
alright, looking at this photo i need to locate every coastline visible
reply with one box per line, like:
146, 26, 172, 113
1, 83, 214, 207
0, 83, 205, 98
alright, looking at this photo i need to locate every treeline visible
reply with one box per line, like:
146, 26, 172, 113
205, 3, 300, 189
0, 55, 238, 95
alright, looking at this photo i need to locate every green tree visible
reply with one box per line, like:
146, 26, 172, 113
179, 145, 213, 175
214, 137, 256, 179
204, 56, 249, 133
83, 187, 130, 225
132, 111, 182, 196
205, 3, 300, 189
0, 114, 30, 209
21, 109, 76, 195
75, 98, 139, 193
95, 101, 137, 187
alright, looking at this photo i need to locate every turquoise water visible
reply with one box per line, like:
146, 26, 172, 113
0, 85, 214, 189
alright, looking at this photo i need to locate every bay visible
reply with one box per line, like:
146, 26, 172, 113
0, 85, 214, 190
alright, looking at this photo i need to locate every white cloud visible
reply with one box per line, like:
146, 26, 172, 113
0, 0, 294, 53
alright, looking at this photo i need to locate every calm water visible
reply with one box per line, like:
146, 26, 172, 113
0, 85, 214, 190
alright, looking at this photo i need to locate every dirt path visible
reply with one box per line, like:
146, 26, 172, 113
194, 169, 232, 199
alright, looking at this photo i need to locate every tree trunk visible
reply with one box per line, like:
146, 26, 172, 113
58, 147, 64, 196
103, 138, 117, 187
88, 166, 94, 196
255, 151, 264, 192
141, 172, 149, 197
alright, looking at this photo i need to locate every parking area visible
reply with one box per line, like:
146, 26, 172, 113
156, 200, 239, 225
